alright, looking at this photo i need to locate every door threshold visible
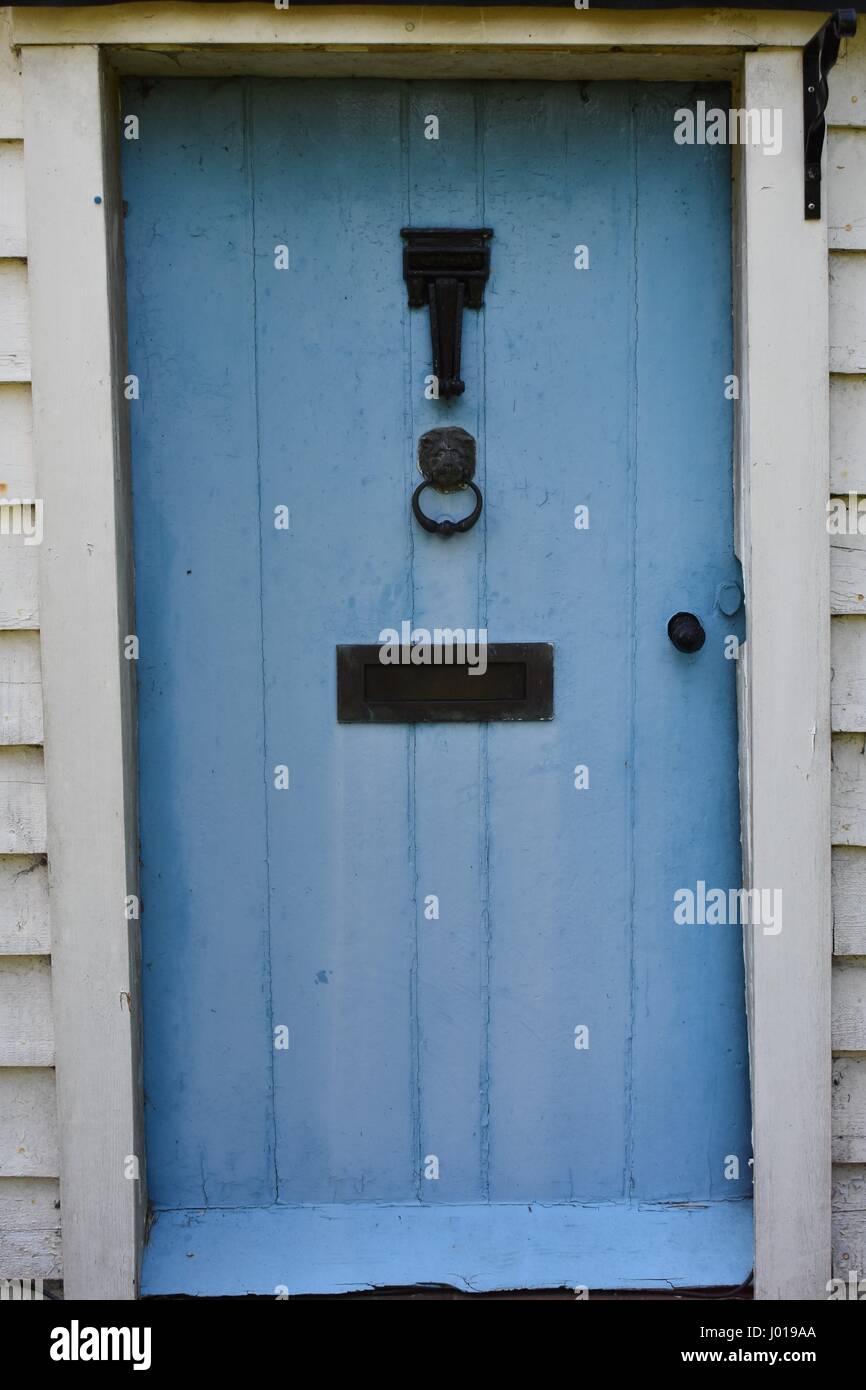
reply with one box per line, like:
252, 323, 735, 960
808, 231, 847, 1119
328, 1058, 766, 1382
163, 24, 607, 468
142, 1199, 753, 1298
144, 1280, 754, 1301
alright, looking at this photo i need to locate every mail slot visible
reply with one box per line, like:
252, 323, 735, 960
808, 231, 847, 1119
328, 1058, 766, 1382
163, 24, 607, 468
337, 643, 554, 723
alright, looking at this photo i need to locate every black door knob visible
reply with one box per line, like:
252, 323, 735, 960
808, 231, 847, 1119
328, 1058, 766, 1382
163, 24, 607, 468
668, 612, 705, 653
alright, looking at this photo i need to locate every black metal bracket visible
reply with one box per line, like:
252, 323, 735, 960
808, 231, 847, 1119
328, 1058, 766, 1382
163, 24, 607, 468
804, 9, 857, 218
401, 228, 493, 398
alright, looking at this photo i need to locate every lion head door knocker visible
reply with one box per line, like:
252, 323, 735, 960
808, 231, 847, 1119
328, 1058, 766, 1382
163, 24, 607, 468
412, 427, 483, 538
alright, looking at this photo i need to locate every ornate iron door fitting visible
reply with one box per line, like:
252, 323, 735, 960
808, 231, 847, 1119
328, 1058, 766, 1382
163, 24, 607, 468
804, 10, 858, 219
412, 427, 483, 537
401, 228, 493, 399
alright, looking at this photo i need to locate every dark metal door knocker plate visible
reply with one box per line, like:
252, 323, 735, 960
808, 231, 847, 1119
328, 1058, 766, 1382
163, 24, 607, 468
412, 427, 483, 537
401, 227, 493, 399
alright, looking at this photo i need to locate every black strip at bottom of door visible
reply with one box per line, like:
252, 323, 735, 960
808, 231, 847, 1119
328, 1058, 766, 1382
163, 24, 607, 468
336, 643, 554, 723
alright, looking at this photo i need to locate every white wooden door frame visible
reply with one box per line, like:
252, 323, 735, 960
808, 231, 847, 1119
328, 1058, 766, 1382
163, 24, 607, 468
15, 12, 832, 1301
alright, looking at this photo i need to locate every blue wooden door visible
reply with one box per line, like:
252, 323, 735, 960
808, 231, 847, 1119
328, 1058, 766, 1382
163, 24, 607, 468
123, 78, 751, 1295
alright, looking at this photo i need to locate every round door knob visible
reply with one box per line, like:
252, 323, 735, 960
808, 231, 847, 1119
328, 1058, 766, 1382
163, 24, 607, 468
667, 612, 706, 653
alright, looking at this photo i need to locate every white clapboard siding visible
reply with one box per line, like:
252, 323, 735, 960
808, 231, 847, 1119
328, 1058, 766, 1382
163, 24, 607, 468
0, 1068, 57, 1176
833, 846, 866, 955
2, 10, 50, 1288
832, 1165, 866, 1282
0, 382, 33, 496
0, 11, 22, 140
0, 142, 25, 257
830, 253, 866, 373
0, 540, 38, 629
833, 1056, 866, 1162
0, 747, 45, 854
829, 129, 866, 251
831, 525, 866, 615
833, 1217, 866, 1284
831, 377, 866, 492
0, 259, 28, 381
0, 855, 48, 955
828, 31, 866, 130
832, 733, 866, 844
827, 28, 866, 129
833, 1165, 866, 1213
0, 631, 41, 745
833, 960, 866, 1052
832, 616, 866, 730
0, 956, 52, 1066
0, 1176, 61, 1279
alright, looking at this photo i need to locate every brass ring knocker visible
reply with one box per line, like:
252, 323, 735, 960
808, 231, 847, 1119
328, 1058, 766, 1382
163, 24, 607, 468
413, 426, 483, 538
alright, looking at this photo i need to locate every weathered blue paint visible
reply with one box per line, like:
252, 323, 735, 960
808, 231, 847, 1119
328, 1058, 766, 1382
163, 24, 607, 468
123, 78, 751, 1294
145, 1199, 753, 1296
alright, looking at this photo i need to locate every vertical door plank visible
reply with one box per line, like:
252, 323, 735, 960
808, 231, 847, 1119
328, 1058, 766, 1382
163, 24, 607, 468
123, 78, 274, 1207
482, 83, 636, 1200
628, 86, 750, 1205
252, 80, 416, 1203
405, 81, 487, 1202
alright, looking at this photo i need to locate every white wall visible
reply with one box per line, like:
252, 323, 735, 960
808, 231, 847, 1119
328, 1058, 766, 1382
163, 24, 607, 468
828, 25, 866, 1280
0, 6, 59, 1283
